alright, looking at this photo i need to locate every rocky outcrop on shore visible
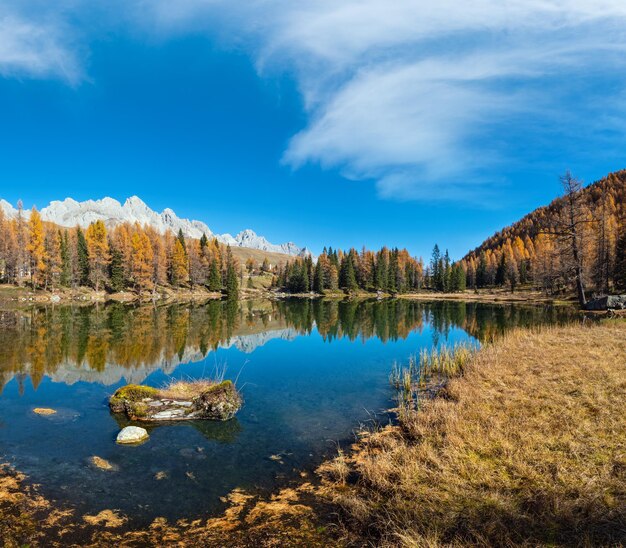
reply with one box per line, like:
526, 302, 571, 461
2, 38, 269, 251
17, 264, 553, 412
585, 295, 626, 310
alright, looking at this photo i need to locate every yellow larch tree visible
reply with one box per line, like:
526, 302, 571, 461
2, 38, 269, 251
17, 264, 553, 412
131, 230, 154, 292
171, 238, 189, 286
113, 223, 133, 282
145, 226, 167, 287
85, 220, 110, 291
27, 207, 46, 288
44, 227, 62, 290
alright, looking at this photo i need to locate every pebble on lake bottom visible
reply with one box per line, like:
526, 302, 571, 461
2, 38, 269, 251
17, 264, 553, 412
33, 407, 56, 416
90, 456, 116, 471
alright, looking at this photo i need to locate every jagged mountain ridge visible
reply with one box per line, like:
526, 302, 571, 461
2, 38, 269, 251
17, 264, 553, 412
0, 196, 311, 257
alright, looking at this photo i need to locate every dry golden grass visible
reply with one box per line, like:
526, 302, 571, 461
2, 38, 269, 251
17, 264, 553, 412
229, 247, 292, 269
158, 379, 217, 400
398, 287, 573, 305
322, 321, 626, 546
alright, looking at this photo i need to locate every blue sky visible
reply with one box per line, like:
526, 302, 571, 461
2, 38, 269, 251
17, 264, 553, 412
2, 1, 626, 259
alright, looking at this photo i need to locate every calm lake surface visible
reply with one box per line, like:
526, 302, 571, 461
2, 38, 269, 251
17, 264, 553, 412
0, 298, 578, 524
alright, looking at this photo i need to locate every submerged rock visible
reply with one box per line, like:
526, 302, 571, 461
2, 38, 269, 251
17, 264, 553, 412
109, 380, 242, 422
90, 455, 116, 471
116, 426, 149, 444
33, 407, 56, 416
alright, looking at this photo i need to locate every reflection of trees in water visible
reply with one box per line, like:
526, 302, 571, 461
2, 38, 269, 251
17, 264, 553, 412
0, 300, 578, 393
275, 299, 577, 345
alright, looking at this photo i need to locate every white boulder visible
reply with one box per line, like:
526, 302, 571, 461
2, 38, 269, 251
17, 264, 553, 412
116, 426, 149, 444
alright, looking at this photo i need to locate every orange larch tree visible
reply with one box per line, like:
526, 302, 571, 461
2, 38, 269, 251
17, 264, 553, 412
26, 207, 47, 288
85, 220, 110, 291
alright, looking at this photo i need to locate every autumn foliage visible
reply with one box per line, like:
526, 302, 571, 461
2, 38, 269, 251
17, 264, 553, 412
461, 170, 626, 295
0, 206, 239, 294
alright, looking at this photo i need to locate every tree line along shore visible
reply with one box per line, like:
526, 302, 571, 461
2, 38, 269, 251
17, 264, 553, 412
2, 170, 625, 307
273, 171, 626, 308
0, 206, 245, 298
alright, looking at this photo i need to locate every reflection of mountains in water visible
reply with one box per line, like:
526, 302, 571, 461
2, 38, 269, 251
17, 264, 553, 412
0, 299, 577, 393
43, 328, 299, 387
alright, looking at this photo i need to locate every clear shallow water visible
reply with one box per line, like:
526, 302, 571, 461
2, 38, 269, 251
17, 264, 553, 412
0, 299, 578, 524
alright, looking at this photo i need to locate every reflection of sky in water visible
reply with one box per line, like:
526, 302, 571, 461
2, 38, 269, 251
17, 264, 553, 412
0, 300, 577, 524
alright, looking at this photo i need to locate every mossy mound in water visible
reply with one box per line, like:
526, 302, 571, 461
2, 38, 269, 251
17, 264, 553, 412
193, 381, 243, 421
109, 380, 242, 421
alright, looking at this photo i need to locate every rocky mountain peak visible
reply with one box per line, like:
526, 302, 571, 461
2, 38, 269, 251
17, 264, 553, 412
0, 196, 308, 257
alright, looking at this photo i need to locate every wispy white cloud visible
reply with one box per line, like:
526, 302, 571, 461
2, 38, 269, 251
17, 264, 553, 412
4, 0, 626, 199
0, 8, 82, 84
124, 0, 626, 199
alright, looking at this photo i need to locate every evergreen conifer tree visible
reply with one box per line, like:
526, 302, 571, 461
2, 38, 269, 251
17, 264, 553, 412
109, 246, 125, 292
314, 260, 324, 293
60, 230, 72, 287
177, 229, 187, 253
495, 253, 507, 286
375, 251, 388, 290
43, 228, 61, 290
437, 258, 445, 290
208, 259, 222, 291
443, 250, 452, 292
340, 253, 358, 290
225, 246, 239, 298
199, 233, 208, 252
305, 256, 314, 290
302, 261, 310, 292
387, 250, 398, 293
431, 245, 442, 290
450, 263, 466, 292
76, 227, 90, 286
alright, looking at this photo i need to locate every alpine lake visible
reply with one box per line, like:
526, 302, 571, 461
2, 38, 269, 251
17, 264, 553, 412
0, 298, 579, 525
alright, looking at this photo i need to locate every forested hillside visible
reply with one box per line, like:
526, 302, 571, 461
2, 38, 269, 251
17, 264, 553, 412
460, 170, 626, 296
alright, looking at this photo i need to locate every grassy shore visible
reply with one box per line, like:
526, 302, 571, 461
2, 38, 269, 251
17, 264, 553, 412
397, 287, 575, 305
1, 321, 623, 546
0, 283, 227, 304
320, 320, 626, 546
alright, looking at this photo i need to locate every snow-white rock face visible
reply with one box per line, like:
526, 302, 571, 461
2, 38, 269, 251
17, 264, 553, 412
0, 196, 308, 257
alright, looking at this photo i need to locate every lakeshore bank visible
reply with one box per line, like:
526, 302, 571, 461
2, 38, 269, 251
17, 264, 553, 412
1, 320, 624, 546
0, 283, 575, 306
